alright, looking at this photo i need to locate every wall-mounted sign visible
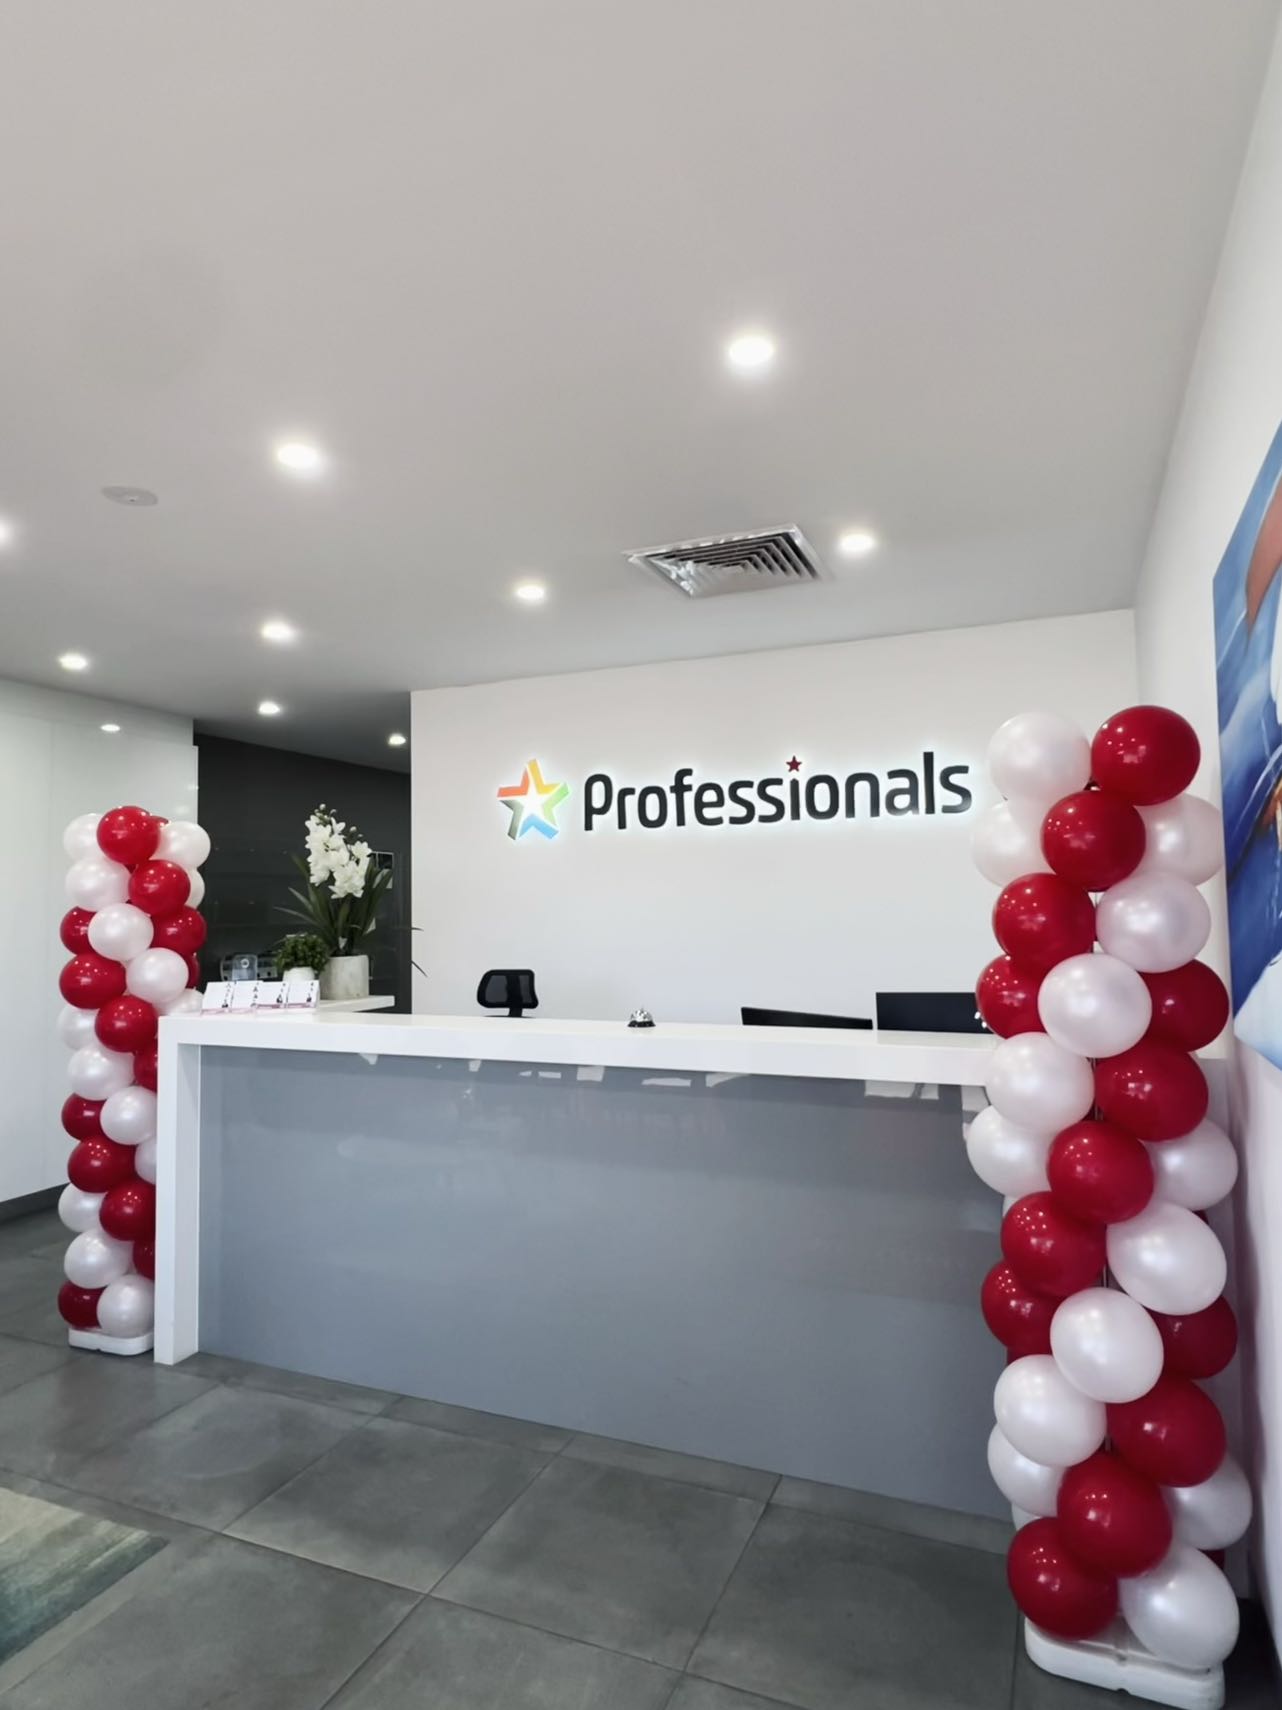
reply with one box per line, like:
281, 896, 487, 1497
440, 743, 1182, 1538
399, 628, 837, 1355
497, 751, 972, 841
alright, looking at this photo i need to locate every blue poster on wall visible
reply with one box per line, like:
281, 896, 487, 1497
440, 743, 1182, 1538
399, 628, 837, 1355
1214, 420, 1282, 1068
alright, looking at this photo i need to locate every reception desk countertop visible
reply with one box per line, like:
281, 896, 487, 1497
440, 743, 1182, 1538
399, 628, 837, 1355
160, 1010, 993, 1085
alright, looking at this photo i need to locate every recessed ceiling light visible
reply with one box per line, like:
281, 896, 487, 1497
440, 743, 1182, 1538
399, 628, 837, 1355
260, 618, 298, 644
257, 699, 283, 717
58, 652, 89, 672
274, 441, 325, 475
837, 528, 879, 559
725, 330, 776, 374
513, 580, 547, 604
387, 732, 407, 748
0, 517, 15, 547
100, 723, 121, 734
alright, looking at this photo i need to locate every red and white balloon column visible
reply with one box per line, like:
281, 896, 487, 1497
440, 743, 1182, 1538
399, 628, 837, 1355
56, 806, 209, 1352
970, 707, 1247, 1691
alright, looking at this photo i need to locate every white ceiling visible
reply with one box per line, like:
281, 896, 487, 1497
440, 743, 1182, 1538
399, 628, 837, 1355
0, 0, 1276, 769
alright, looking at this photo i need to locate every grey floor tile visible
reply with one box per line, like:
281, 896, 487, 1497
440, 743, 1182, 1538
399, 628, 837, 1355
563, 1433, 777, 1501
329, 1597, 676, 1709
388, 1394, 571, 1454
435, 1455, 763, 1669
0, 1333, 72, 1396
667, 1681, 801, 1710
178, 1350, 396, 1415
773, 1477, 1012, 1556
65, 1384, 362, 1528
0, 1266, 76, 1347
0, 1357, 213, 1481
230, 1416, 548, 1591
0, 1211, 62, 1262
0, 1532, 416, 1710
689, 1505, 1016, 1710
0, 1471, 209, 1546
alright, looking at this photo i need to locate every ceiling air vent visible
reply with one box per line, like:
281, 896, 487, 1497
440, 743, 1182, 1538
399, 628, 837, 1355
626, 526, 825, 599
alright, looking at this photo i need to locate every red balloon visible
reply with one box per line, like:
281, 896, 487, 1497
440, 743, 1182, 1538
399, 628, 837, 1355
1108, 1375, 1226, 1486
58, 952, 126, 1010
187, 952, 202, 988
1057, 1450, 1172, 1576
94, 995, 158, 1054
66, 1136, 136, 1193
127, 859, 190, 918
1091, 706, 1200, 806
992, 875, 1096, 974
1000, 1193, 1106, 1298
1007, 1519, 1118, 1640
99, 1178, 156, 1242
1046, 1121, 1154, 1224
150, 907, 207, 956
976, 956, 1043, 1036
57, 1281, 103, 1329
1151, 1297, 1238, 1380
61, 1094, 104, 1140
59, 907, 95, 953
134, 1043, 158, 1092
97, 804, 161, 867
1041, 790, 1145, 891
133, 1238, 155, 1280
1142, 963, 1230, 1052
980, 1260, 1057, 1355
1094, 1042, 1208, 1141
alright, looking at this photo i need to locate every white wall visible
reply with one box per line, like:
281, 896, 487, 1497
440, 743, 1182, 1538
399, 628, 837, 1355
0, 679, 196, 1203
1133, 11, 1282, 1649
412, 610, 1135, 1022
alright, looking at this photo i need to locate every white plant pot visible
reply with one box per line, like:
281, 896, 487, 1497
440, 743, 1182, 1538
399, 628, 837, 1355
319, 954, 370, 1002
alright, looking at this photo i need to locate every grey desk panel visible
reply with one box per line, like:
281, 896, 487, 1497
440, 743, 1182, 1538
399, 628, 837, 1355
198, 1049, 1002, 1516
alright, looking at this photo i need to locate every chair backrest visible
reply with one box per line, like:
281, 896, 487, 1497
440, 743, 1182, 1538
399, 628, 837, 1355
477, 969, 539, 1015
740, 1006, 872, 1030
874, 991, 985, 1033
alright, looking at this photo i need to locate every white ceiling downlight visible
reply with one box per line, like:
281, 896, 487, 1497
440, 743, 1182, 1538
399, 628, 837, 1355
58, 651, 89, 671
627, 527, 825, 599
513, 580, 547, 604
274, 441, 326, 475
387, 732, 407, 747
725, 330, 776, 373
100, 722, 121, 733
260, 618, 298, 644
837, 528, 879, 559
0, 518, 16, 547
257, 699, 283, 717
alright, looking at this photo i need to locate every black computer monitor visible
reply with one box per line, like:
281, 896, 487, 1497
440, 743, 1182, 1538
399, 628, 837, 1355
875, 992, 986, 1033
741, 1006, 872, 1030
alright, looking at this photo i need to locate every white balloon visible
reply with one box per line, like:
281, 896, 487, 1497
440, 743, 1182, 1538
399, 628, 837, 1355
987, 1424, 1063, 1517
1165, 1454, 1252, 1550
57, 1183, 104, 1233
1011, 1504, 1039, 1530
134, 1136, 157, 1184
126, 948, 188, 1006
156, 819, 210, 869
987, 712, 1091, 808
184, 867, 205, 908
994, 1355, 1107, 1468
162, 988, 202, 1016
87, 902, 154, 963
1136, 796, 1224, 885
965, 1106, 1052, 1196
983, 1033, 1094, 1133
62, 811, 102, 861
100, 1085, 156, 1145
971, 799, 1050, 887
1049, 1286, 1164, 1403
63, 1228, 132, 1290
1120, 1544, 1240, 1669
1106, 1202, 1227, 1315
1037, 953, 1152, 1059
1148, 1120, 1239, 1211
97, 1274, 155, 1339
67, 1044, 134, 1101
65, 853, 130, 911
57, 1004, 98, 1050
1095, 873, 1211, 973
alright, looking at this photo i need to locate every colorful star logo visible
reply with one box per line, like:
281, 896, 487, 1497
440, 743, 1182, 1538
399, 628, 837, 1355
497, 759, 571, 841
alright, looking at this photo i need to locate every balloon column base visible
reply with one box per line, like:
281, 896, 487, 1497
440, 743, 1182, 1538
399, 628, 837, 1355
67, 1327, 154, 1357
1025, 1620, 1224, 1709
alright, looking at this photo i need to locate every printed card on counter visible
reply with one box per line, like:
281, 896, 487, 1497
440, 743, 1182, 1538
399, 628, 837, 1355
198, 979, 318, 1014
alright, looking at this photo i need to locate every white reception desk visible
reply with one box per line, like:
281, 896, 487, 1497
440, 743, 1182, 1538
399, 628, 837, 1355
155, 1013, 1001, 1514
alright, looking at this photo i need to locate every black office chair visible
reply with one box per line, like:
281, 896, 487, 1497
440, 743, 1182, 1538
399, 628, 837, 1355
477, 969, 538, 1018
875, 992, 987, 1033
741, 1006, 872, 1030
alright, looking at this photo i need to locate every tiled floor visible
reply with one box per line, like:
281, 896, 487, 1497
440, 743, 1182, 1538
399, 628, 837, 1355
0, 1208, 1276, 1709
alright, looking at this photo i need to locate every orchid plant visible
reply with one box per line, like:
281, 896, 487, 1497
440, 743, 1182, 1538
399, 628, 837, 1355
280, 804, 393, 957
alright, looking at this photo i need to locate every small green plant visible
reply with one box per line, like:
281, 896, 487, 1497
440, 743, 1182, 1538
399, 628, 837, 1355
276, 932, 331, 976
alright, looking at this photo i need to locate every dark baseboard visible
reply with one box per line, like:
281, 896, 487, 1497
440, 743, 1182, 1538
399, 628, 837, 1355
0, 1185, 60, 1223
